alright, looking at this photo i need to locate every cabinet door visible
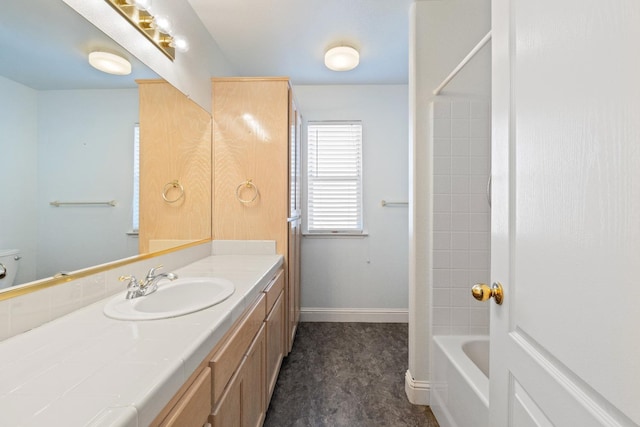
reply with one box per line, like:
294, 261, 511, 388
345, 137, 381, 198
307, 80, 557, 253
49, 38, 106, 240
211, 367, 241, 427
265, 291, 284, 400
241, 325, 266, 427
287, 218, 301, 352
212, 326, 265, 427
160, 367, 211, 427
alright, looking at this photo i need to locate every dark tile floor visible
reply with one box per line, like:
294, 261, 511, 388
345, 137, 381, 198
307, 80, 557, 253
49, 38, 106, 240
264, 322, 440, 427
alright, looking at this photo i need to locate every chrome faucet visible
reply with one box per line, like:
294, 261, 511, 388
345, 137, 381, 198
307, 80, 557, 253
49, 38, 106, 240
119, 265, 178, 299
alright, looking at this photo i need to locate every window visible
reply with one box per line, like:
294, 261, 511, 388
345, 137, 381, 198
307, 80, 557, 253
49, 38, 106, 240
307, 121, 363, 233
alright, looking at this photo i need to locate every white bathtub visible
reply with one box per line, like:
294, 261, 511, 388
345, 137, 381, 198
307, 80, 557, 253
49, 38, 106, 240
431, 335, 490, 427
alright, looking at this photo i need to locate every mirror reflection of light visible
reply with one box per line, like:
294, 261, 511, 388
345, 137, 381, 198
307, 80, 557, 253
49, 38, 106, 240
242, 113, 270, 141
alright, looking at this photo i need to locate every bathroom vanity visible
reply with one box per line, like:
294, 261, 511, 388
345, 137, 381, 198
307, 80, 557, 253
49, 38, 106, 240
0, 251, 284, 427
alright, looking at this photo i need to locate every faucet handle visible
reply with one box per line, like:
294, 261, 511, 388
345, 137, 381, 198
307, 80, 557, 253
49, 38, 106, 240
146, 265, 164, 278
120, 275, 141, 299
119, 275, 139, 286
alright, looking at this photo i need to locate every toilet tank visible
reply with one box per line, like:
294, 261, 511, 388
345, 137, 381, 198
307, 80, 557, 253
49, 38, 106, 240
0, 249, 21, 289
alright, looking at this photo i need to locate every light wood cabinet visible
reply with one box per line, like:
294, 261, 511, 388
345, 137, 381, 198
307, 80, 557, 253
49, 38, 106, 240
212, 77, 301, 355
137, 80, 212, 254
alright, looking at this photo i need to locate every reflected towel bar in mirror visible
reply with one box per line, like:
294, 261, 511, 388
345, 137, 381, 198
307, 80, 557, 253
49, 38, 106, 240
49, 200, 117, 207
380, 200, 408, 207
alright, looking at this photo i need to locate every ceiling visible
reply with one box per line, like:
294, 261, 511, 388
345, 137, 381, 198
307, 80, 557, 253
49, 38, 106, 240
188, 0, 413, 85
1, 0, 411, 91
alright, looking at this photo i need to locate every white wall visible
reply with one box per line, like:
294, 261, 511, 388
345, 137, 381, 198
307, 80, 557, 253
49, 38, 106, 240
294, 85, 409, 322
0, 82, 140, 284
407, 0, 491, 404
0, 76, 39, 284
37, 89, 140, 279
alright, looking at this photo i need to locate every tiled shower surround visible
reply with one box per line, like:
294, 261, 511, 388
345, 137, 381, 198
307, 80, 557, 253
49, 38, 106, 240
431, 100, 491, 335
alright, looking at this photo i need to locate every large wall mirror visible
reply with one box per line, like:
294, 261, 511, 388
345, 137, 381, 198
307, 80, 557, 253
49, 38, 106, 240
0, 0, 212, 292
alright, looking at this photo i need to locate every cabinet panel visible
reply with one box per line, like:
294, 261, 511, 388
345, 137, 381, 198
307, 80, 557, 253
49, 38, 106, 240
242, 324, 266, 427
210, 294, 266, 404
212, 78, 289, 251
264, 270, 284, 314
266, 291, 285, 400
211, 365, 241, 427
287, 218, 301, 352
160, 367, 211, 427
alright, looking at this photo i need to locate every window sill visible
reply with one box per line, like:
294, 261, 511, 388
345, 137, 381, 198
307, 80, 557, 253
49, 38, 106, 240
303, 231, 369, 239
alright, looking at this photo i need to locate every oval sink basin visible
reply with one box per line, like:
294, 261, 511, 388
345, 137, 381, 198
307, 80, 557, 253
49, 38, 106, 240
103, 277, 235, 320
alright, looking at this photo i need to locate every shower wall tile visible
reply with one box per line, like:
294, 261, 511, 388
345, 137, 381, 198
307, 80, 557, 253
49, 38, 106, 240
430, 100, 491, 336
433, 233, 451, 250
433, 269, 451, 287
470, 118, 491, 138
434, 139, 451, 156
451, 101, 470, 118
434, 102, 452, 118
451, 139, 469, 156
434, 175, 451, 194
433, 288, 451, 307
451, 120, 470, 138
433, 119, 452, 138
470, 101, 490, 119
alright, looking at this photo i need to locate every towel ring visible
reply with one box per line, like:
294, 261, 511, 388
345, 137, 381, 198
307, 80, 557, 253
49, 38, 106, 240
236, 179, 259, 204
162, 180, 184, 203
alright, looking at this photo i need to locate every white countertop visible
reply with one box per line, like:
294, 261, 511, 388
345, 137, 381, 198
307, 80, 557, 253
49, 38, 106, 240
0, 254, 283, 427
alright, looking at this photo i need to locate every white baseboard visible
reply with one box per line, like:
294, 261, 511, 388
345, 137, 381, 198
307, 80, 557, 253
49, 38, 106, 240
300, 307, 408, 323
405, 370, 430, 405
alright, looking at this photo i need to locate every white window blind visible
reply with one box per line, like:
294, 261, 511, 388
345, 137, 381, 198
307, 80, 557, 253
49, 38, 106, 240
307, 121, 363, 233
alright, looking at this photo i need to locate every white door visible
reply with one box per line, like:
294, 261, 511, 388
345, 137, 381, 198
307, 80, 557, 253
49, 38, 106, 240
490, 0, 640, 426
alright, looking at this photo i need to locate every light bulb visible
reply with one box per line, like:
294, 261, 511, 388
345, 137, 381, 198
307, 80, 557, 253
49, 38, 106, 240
152, 15, 173, 34
125, 0, 152, 11
170, 35, 190, 52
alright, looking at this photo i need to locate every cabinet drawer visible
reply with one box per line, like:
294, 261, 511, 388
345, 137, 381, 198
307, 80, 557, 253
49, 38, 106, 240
160, 367, 211, 427
210, 293, 266, 404
263, 269, 284, 315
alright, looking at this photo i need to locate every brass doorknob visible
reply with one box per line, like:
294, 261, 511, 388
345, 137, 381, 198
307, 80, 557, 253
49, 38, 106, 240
471, 282, 504, 305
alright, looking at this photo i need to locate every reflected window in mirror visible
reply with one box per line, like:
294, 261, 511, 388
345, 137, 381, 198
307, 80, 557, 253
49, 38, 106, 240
132, 123, 140, 234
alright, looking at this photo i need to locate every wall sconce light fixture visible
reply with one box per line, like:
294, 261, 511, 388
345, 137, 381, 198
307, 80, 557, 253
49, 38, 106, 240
105, 0, 189, 60
324, 46, 360, 71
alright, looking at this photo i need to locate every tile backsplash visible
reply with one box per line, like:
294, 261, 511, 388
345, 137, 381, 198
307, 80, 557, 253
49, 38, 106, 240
431, 99, 491, 336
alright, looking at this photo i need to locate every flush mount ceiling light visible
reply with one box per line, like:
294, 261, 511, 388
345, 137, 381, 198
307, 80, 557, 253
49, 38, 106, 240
324, 46, 360, 71
88, 51, 132, 75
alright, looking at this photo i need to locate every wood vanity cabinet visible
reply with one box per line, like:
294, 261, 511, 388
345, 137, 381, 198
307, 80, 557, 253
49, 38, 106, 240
151, 269, 285, 427
212, 78, 302, 355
